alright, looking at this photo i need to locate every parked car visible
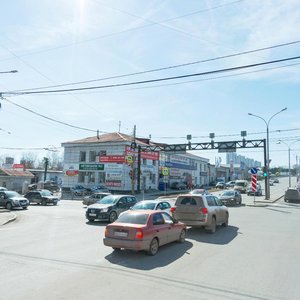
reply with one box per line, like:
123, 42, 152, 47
82, 192, 111, 206
171, 194, 229, 233
0, 187, 8, 192
219, 190, 242, 206
215, 182, 226, 189
71, 185, 88, 196
269, 180, 274, 186
103, 210, 186, 255
284, 188, 300, 202
170, 182, 188, 190
247, 183, 263, 196
0, 191, 29, 210
189, 189, 209, 195
24, 189, 60, 206
42, 180, 60, 192
86, 194, 137, 223
273, 178, 279, 183
130, 200, 172, 215
234, 180, 248, 193
90, 185, 110, 193
225, 181, 236, 188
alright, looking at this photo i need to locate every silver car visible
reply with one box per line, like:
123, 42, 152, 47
130, 200, 172, 215
171, 194, 229, 233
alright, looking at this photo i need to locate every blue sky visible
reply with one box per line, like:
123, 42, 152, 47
0, 0, 300, 168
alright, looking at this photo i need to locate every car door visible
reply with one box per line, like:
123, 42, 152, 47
161, 212, 180, 242
32, 192, 42, 204
116, 197, 128, 215
207, 196, 222, 223
213, 196, 226, 222
0, 192, 5, 207
151, 212, 169, 246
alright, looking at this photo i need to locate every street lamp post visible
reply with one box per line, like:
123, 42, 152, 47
248, 108, 287, 199
277, 140, 300, 187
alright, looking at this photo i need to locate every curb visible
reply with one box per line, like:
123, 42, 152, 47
0, 212, 17, 226
246, 195, 284, 207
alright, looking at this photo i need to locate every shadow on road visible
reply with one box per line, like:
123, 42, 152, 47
85, 221, 107, 227
105, 240, 193, 270
186, 225, 239, 245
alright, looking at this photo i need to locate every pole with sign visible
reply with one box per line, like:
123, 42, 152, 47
251, 174, 257, 204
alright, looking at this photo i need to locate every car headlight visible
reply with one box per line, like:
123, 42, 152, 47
101, 208, 109, 212
12, 200, 19, 204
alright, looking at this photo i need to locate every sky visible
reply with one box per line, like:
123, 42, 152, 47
0, 0, 300, 168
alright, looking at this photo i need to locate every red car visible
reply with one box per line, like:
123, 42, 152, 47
103, 210, 186, 256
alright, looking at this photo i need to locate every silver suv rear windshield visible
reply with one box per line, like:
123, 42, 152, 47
176, 196, 204, 207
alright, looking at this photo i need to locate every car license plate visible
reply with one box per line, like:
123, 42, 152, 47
89, 213, 96, 217
114, 231, 128, 237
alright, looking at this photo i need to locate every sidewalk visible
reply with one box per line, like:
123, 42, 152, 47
0, 209, 17, 226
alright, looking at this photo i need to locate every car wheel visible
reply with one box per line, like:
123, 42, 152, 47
109, 211, 118, 223
42, 200, 47, 206
112, 247, 121, 251
5, 202, 12, 210
53, 202, 57, 206
207, 217, 217, 234
147, 238, 159, 256
22, 207, 28, 210
177, 229, 186, 243
222, 213, 229, 227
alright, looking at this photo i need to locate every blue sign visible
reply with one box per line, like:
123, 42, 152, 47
250, 167, 258, 175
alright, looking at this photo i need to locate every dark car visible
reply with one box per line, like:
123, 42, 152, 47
171, 182, 187, 190
42, 181, 60, 192
90, 185, 110, 193
284, 189, 300, 203
0, 191, 29, 210
219, 190, 242, 206
86, 194, 137, 223
24, 189, 60, 206
71, 185, 88, 196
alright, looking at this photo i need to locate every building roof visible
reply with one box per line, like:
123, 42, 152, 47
62, 132, 152, 146
0, 168, 34, 177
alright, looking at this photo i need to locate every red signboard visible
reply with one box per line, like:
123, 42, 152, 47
125, 145, 159, 160
13, 164, 25, 169
105, 181, 122, 187
99, 155, 125, 163
66, 170, 79, 176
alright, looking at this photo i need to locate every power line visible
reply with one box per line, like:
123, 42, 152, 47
3, 55, 300, 96
8, 40, 300, 93
1, 96, 105, 134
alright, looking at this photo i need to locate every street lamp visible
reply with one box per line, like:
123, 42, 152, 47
248, 107, 287, 199
277, 140, 300, 187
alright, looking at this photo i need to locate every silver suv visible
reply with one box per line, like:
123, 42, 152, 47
171, 194, 229, 233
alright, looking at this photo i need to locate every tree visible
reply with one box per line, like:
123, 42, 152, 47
20, 152, 37, 169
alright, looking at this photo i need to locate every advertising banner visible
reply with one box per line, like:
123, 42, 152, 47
125, 145, 159, 160
99, 155, 125, 163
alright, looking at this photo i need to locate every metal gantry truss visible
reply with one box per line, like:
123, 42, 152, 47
132, 138, 268, 199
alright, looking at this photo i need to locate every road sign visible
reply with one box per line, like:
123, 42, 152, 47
126, 155, 133, 164
250, 167, 258, 175
252, 174, 257, 192
162, 167, 169, 176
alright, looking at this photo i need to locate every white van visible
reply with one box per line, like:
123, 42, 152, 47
234, 180, 248, 193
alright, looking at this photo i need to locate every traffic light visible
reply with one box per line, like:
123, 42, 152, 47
262, 167, 267, 177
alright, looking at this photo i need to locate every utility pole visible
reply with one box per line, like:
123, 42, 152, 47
131, 125, 136, 195
43, 157, 49, 181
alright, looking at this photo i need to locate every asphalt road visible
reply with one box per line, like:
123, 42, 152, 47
0, 177, 300, 300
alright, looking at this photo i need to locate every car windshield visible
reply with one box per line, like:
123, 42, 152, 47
222, 191, 234, 196
6, 191, 21, 198
41, 190, 52, 196
235, 182, 246, 186
98, 195, 118, 204
116, 212, 149, 224
132, 202, 156, 210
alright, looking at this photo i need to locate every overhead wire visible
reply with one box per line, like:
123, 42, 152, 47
7, 40, 300, 93
3, 55, 300, 96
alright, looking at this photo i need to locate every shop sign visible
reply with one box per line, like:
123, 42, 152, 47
79, 164, 104, 171
99, 155, 125, 163
125, 146, 159, 160
105, 180, 122, 187
13, 164, 25, 169
106, 171, 122, 180
66, 170, 79, 176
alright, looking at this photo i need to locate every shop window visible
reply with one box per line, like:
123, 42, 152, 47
98, 172, 106, 184
87, 172, 95, 183
79, 151, 86, 162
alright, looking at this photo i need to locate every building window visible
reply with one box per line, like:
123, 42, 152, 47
143, 159, 147, 165
89, 151, 96, 162
98, 172, 105, 184
80, 151, 86, 162
204, 164, 207, 171
78, 172, 86, 183
150, 174, 156, 184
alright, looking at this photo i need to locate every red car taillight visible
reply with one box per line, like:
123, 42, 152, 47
105, 228, 108, 237
201, 207, 208, 214
135, 229, 143, 239
170, 207, 176, 213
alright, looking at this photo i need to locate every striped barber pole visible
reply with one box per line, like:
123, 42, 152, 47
252, 174, 257, 192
